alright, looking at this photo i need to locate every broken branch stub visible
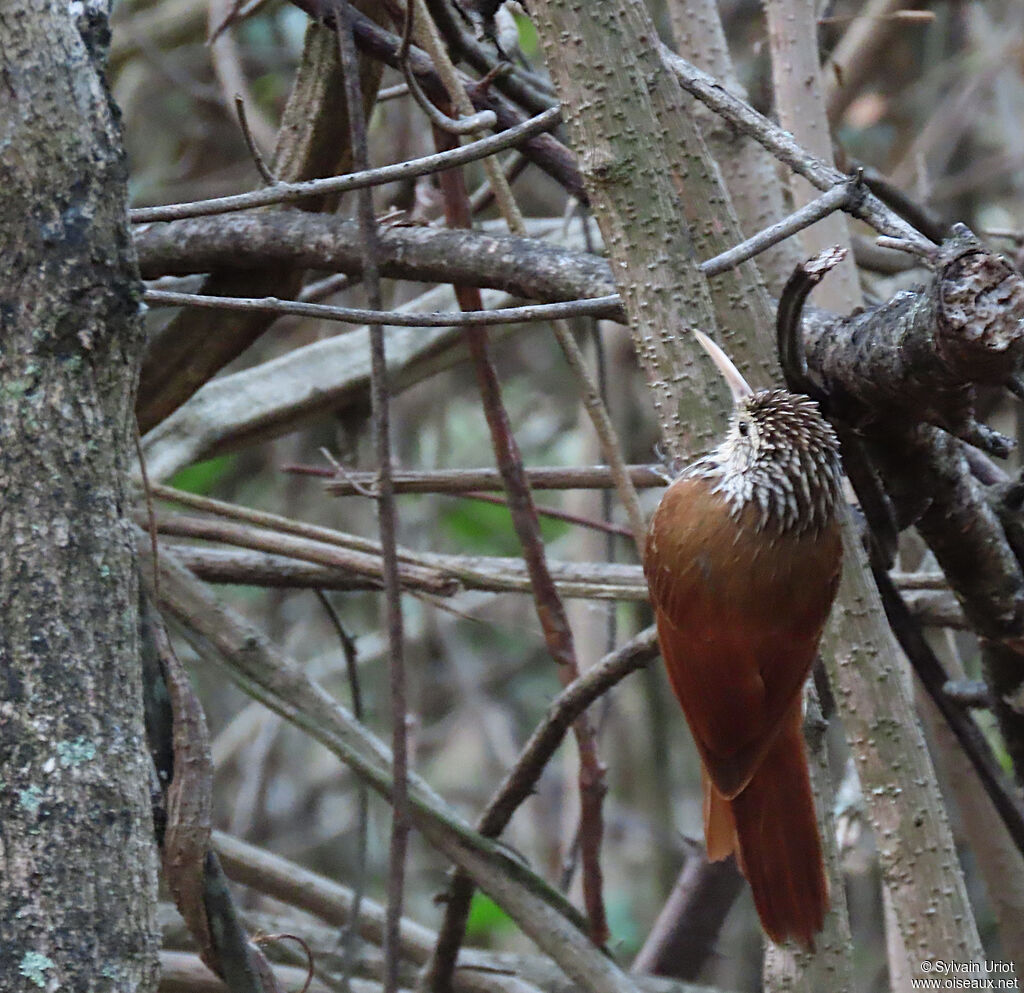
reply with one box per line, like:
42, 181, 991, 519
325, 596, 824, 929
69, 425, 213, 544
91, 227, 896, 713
803, 225, 1024, 449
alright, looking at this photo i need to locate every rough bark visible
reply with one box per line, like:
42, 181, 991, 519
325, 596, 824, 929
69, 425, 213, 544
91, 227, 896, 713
763, 0, 861, 312
517, 0, 777, 457
665, 0, 801, 292
0, 3, 159, 991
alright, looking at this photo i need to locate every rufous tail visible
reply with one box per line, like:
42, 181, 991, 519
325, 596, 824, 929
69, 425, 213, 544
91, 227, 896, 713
704, 707, 828, 949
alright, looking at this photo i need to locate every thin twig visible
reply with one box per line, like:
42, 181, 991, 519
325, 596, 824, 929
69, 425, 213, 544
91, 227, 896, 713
129, 105, 561, 223
476, 626, 659, 856
400, 47, 479, 139
208, 0, 276, 153
858, 166, 949, 244
469, 153, 529, 215
377, 82, 411, 101
398, 0, 496, 134
699, 175, 866, 278
581, 210, 619, 661
320, 449, 380, 499
662, 48, 935, 250
319, 460, 637, 539
333, 12, 409, 992
545, 315, 648, 551
420, 0, 556, 112
134, 422, 160, 601
316, 592, 369, 993
285, 464, 667, 494
142, 288, 622, 327
424, 132, 608, 993
147, 511, 457, 593
300, 273, 354, 302
234, 94, 277, 185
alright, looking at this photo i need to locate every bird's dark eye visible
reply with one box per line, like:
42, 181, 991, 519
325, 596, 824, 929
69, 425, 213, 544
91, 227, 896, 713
738, 421, 750, 437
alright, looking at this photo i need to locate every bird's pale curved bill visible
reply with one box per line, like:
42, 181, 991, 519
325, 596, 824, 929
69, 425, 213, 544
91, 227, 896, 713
693, 329, 753, 402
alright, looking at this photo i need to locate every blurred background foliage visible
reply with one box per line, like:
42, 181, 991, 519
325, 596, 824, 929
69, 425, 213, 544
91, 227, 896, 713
116, 0, 1024, 989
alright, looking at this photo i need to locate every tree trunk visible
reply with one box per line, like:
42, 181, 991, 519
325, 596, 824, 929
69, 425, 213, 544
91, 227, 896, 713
0, 3, 159, 991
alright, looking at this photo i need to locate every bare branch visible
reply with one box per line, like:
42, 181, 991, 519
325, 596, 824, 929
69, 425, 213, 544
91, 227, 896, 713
662, 49, 936, 251
143, 288, 622, 327
130, 107, 561, 223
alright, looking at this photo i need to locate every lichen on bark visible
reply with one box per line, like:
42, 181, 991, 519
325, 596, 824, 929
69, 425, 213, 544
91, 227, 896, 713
0, 3, 159, 991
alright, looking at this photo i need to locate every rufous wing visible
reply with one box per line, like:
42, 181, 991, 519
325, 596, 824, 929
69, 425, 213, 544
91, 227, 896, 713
645, 476, 840, 799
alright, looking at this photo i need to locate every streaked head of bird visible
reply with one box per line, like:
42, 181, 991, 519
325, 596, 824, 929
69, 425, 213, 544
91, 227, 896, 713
692, 388, 842, 535
686, 332, 842, 535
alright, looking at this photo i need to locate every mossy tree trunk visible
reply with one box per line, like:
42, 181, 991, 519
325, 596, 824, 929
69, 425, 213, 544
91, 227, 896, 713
0, 3, 159, 991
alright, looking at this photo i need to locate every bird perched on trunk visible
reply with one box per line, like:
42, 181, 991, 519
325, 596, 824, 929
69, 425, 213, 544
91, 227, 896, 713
643, 331, 843, 948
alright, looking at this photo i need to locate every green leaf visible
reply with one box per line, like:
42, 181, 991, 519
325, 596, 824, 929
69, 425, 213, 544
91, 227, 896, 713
441, 498, 570, 556
515, 12, 539, 56
466, 892, 516, 943
168, 455, 235, 495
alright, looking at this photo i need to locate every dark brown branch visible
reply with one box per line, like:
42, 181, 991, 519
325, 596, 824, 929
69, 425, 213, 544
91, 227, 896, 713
141, 596, 283, 992
135, 213, 619, 309
858, 165, 949, 245
631, 855, 744, 981
425, 130, 607, 991
942, 679, 994, 709
866, 427, 1024, 782
396, 0, 497, 135
781, 235, 1024, 781
422, 0, 556, 116
777, 245, 1024, 855
871, 567, 1024, 856
803, 226, 1024, 453
777, 249, 899, 566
